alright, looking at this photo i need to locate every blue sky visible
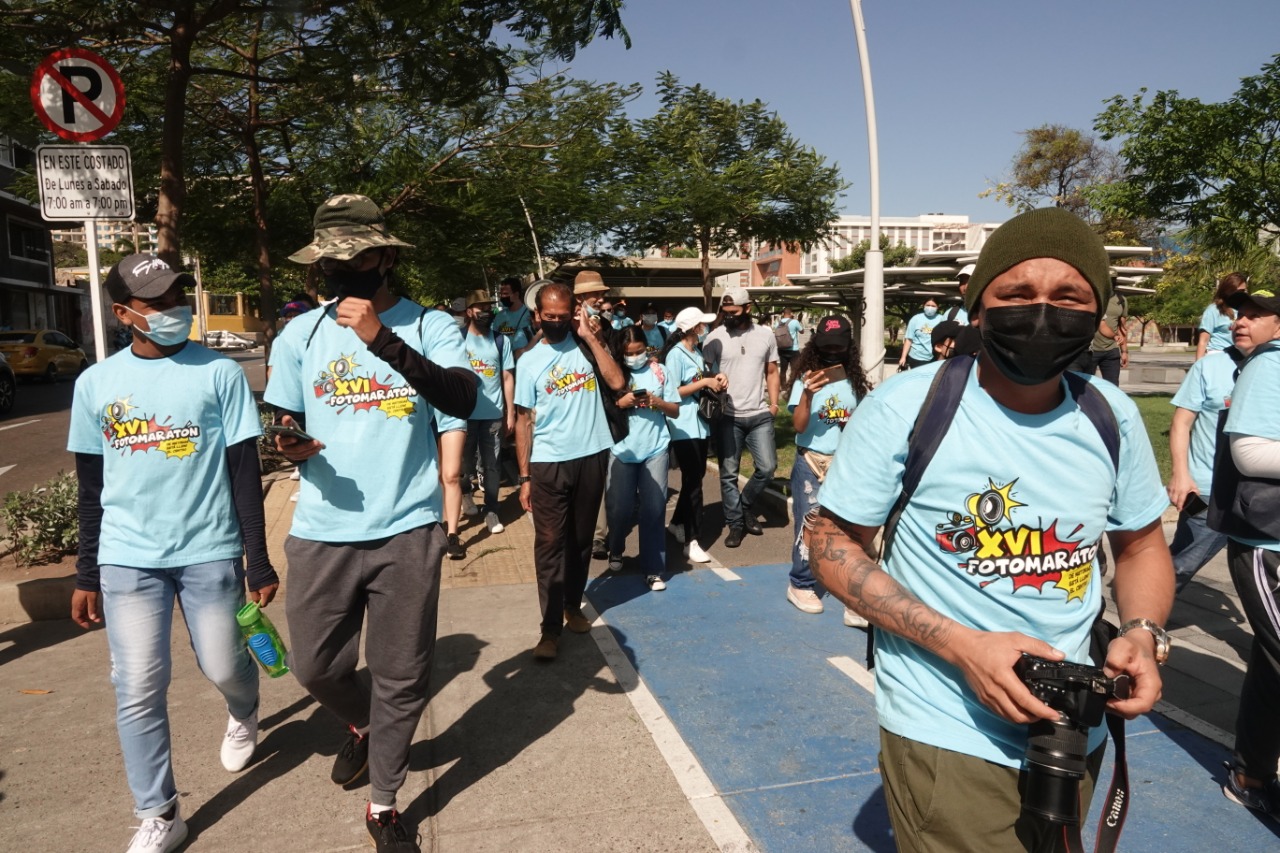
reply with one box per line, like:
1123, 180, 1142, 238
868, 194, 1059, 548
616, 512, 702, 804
550, 0, 1280, 224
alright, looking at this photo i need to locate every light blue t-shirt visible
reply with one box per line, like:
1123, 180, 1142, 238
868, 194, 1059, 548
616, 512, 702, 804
664, 343, 710, 441
1170, 350, 1236, 494
657, 319, 676, 337
514, 336, 614, 463
67, 344, 261, 568
904, 311, 938, 361
465, 330, 514, 421
641, 325, 666, 356
610, 314, 635, 331
1223, 344, 1280, 551
264, 299, 469, 542
788, 377, 858, 455
1198, 303, 1234, 352
493, 304, 533, 347
611, 361, 679, 463
820, 359, 1168, 769
949, 305, 969, 325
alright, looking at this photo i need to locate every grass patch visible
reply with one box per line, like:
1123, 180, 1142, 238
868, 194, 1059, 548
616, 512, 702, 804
734, 393, 1176, 493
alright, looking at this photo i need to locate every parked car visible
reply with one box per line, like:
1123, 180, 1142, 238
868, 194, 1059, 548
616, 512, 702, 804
0, 329, 89, 382
0, 352, 15, 414
204, 330, 257, 351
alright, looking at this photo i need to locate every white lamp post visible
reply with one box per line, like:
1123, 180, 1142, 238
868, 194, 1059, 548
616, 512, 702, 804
848, 0, 886, 381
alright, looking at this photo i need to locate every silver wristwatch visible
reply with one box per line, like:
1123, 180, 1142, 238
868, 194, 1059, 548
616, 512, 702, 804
1118, 618, 1170, 665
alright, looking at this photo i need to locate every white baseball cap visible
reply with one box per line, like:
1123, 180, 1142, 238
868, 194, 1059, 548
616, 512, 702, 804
675, 306, 717, 332
956, 264, 976, 280
720, 286, 751, 307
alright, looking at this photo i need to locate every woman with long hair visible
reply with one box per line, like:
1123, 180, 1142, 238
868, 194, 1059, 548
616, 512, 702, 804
1197, 272, 1248, 360
786, 315, 871, 625
605, 324, 682, 591
660, 307, 725, 564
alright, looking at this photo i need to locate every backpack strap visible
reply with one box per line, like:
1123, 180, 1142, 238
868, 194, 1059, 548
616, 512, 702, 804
305, 302, 335, 350
1064, 371, 1119, 472
947, 304, 961, 322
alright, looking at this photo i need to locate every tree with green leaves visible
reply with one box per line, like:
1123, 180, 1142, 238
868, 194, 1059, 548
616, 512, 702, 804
829, 233, 915, 273
610, 73, 845, 310
1093, 55, 1280, 254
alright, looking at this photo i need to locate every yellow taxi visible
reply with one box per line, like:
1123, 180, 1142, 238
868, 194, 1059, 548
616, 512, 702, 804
0, 330, 89, 382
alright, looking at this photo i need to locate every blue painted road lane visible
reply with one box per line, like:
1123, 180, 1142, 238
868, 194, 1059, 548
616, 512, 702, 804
587, 563, 1280, 852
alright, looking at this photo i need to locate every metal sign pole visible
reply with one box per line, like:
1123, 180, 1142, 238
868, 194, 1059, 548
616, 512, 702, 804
85, 220, 107, 361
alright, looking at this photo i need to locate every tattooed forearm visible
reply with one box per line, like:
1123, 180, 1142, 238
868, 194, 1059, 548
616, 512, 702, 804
807, 509, 958, 657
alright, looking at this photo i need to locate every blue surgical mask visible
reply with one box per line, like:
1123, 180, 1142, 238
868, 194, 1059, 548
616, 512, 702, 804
585, 304, 601, 318
624, 354, 647, 370
127, 305, 192, 346
923, 306, 938, 319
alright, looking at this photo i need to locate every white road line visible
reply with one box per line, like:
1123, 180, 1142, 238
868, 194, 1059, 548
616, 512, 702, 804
827, 655, 876, 695
710, 566, 741, 581
582, 601, 759, 853
0, 464, 13, 479
0, 419, 40, 433
1152, 701, 1234, 749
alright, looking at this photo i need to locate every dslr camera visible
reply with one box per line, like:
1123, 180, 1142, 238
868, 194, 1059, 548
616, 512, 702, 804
1014, 653, 1131, 825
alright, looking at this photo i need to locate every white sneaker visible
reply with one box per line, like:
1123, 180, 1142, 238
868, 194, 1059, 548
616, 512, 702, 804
787, 585, 824, 614
220, 709, 258, 772
607, 555, 624, 572
685, 540, 712, 564
126, 807, 188, 853
485, 512, 504, 534
460, 495, 479, 517
843, 607, 869, 628
646, 575, 667, 591
666, 522, 686, 545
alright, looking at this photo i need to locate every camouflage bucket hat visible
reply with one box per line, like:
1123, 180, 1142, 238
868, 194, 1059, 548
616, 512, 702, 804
288, 194, 414, 264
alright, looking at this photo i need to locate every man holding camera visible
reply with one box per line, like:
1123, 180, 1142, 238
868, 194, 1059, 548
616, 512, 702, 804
807, 208, 1173, 851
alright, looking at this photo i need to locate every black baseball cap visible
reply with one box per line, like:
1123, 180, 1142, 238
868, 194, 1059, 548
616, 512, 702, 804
812, 315, 852, 347
1228, 288, 1280, 315
931, 320, 962, 346
105, 254, 195, 304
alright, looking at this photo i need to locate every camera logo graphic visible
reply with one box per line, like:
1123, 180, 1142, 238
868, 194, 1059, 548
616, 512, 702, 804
935, 511, 977, 553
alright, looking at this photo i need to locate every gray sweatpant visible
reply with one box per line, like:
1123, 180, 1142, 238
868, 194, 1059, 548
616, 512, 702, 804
285, 523, 445, 806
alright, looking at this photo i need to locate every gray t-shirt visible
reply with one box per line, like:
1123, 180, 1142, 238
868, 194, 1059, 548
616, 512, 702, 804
703, 322, 779, 417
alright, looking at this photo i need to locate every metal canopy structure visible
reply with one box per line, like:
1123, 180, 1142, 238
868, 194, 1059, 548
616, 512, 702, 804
748, 246, 1162, 310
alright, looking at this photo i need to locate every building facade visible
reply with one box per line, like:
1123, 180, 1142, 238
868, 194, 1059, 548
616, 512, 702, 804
801, 213, 999, 276
0, 134, 88, 343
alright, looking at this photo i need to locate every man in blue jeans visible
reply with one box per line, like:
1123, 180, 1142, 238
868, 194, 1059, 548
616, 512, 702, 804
702, 287, 781, 548
459, 289, 515, 533
68, 254, 277, 853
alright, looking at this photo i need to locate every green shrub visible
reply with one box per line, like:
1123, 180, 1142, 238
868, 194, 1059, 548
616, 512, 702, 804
2, 472, 79, 566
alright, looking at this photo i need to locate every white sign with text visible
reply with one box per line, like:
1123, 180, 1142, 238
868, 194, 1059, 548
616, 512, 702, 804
35, 144, 134, 221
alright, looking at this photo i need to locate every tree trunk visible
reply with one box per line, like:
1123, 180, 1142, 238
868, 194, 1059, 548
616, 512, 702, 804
244, 20, 278, 358
154, 13, 196, 268
699, 228, 713, 312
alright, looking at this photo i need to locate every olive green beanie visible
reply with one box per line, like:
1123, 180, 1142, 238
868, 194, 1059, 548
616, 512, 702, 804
964, 207, 1112, 320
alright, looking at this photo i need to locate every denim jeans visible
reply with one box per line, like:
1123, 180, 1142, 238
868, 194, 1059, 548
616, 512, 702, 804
1171, 507, 1229, 592
100, 559, 258, 818
715, 412, 777, 529
463, 418, 503, 513
606, 451, 669, 575
789, 451, 825, 592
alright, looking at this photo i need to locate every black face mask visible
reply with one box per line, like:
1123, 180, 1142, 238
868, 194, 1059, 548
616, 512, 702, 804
980, 303, 1096, 386
499, 296, 513, 309
818, 351, 849, 366
722, 312, 748, 330
541, 319, 571, 343
473, 310, 494, 327
325, 266, 384, 301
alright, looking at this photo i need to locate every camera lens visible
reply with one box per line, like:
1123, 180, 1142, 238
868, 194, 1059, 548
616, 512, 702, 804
1022, 719, 1089, 824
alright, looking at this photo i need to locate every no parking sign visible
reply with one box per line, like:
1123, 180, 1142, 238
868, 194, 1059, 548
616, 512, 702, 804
30, 48, 126, 142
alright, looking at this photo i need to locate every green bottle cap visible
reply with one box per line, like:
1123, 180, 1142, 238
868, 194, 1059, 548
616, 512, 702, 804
236, 601, 261, 627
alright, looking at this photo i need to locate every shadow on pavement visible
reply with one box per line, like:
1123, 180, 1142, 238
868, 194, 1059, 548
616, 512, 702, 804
851, 783, 895, 852
405, 635, 622, 826
184, 703, 330, 844
0, 617, 85, 668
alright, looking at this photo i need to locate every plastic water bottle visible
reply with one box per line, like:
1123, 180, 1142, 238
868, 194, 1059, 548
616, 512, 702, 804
236, 602, 290, 678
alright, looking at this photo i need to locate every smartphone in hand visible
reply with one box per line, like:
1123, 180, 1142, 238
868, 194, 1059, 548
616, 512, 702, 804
821, 364, 848, 383
266, 423, 316, 443
1182, 492, 1209, 516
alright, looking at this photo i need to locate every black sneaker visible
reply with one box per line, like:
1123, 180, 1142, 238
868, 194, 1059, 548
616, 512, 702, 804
446, 533, 466, 560
366, 805, 421, 852
591, 538, 608, 559
1222, 762, 1280, 819
743, 514, 764, 536
331, 724, 369, 785
724, 527, 744, 548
